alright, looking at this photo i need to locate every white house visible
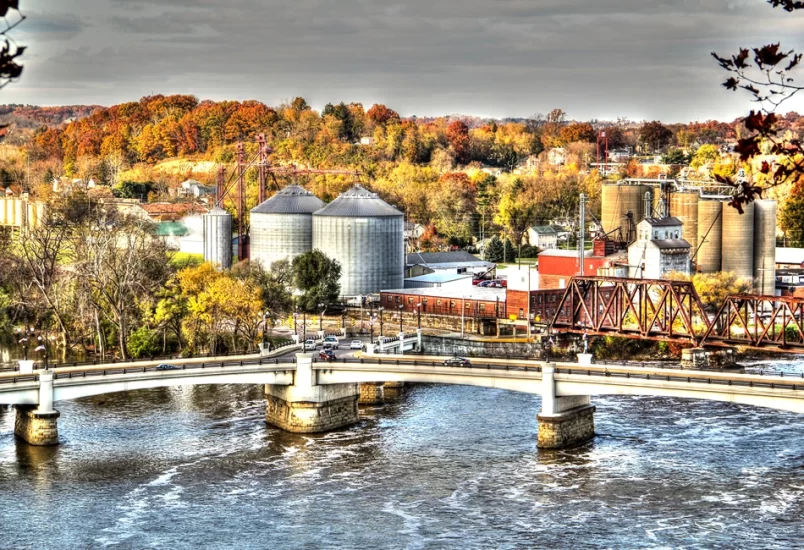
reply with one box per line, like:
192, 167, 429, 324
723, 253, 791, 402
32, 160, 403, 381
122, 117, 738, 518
627, 217, 691, 279
525, 225, 558, 249
177, 179, 216, 198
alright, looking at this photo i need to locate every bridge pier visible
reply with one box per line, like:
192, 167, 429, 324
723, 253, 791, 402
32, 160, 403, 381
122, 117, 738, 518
358, 382, 385, 404
537, 364, 595, 449
264, 353, 359, 433
14, 371, 60, 446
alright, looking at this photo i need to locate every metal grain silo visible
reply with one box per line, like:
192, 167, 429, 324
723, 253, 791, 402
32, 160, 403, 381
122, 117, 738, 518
752, 200, 777, 295
669, 191, 699, 251
203, 206, 233, 269
721, 201, 754, 281
250, 185, 325, 269
601, 184, 647, 241
695, 200, 722, 273
312, 184, 404, 296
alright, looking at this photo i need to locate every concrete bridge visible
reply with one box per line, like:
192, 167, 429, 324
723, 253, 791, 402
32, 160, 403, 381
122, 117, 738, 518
1, 351, 802, 449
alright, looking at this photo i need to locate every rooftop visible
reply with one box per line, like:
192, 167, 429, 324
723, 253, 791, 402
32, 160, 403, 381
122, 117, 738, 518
404, 273, 473, 284
538, 249, 594, 258
641, 217, 682, 227
777, 247, 804, 265
529, 225, 558, 235
314, 184, 402, 218
652, 239, 691, 249
406, 251, 492, 266
251, 185, 326, 215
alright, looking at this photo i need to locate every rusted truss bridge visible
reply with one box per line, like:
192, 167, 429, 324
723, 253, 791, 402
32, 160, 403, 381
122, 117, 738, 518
549, 277, 804, 353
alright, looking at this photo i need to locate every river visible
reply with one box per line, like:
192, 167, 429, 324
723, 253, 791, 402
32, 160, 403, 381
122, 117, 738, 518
0, 358, 802, 549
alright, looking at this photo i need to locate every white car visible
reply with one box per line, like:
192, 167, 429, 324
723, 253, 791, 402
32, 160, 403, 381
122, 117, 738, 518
323, 336, 339, 349
303, 339, 317, 351
350, 340, 364, 350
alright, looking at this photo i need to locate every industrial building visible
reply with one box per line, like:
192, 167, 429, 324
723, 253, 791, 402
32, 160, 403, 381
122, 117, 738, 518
249, 185, 325, 269
628, 218, 691, 279
600, 180, 777, 293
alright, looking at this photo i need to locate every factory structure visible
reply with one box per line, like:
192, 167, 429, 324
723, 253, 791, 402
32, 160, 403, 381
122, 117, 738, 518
203, 182, 405, 298
599, 179, 777, 294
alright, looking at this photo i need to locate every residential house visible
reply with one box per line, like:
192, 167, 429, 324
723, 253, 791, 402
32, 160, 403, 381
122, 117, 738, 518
525, 225, 558, 249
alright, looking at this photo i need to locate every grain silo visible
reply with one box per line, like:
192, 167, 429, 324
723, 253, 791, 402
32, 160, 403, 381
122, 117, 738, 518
721, 201, 754, 281
695, 200, 723, 273
753, 200, 777, 295
250, 185, 325, 269
202, 206, 233, 269
312, 184, 404, 296
601, 184, 648, 241
669, 191, 699, 250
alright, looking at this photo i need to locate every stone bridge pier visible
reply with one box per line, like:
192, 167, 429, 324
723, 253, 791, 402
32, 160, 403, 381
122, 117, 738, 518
264, 353, 360, 433
15, 370, 60, 446
537, 363, 595, 449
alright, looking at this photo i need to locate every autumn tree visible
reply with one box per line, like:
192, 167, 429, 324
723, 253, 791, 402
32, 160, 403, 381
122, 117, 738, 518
446, 120, 470, 165
558, 122, 596, 145
780, 176, 804, 246
366, 104, 400, 127
639, 121, 674, 153
711, 1, 804, 209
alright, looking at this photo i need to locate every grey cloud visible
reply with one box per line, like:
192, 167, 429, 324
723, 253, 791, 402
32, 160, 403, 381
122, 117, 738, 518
7, 0, 804, 120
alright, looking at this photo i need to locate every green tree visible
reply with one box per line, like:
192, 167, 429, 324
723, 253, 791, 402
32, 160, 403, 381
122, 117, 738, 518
780, 178, 804, 246
292, 250, 341, 311
662, 148, 690, 165
127, 326, 160, 359
484, 235, 504, 262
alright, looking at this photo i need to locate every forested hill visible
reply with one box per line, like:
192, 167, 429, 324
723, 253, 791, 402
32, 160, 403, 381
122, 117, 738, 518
0, 104, 99, 128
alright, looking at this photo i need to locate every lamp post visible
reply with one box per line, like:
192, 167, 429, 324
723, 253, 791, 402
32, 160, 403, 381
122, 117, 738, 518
398, 304, 404, 334
369, 312, 375, 342
416, 303, 422, 329
303, 310, 307, 342
461, 295, 466, 339
318, 302, 325, 332
378, 307, 384, 337
16, 328, 30, 361
262, 312, 268, 351
293, 310, 298, 335
35, 336, 48, 370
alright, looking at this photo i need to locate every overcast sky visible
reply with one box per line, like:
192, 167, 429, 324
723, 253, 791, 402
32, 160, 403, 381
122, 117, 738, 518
6, 0, 804, 122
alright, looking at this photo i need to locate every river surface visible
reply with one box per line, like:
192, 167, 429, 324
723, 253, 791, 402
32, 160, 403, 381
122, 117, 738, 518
0, 359, 802, 549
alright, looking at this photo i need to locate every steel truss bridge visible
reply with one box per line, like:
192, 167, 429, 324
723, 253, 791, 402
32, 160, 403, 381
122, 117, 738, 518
549, 277, 804, 352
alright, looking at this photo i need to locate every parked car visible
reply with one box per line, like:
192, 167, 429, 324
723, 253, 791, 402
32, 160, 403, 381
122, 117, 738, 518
443, 356, 471, 367
319, 349, 336, 361
303, 339, 317, 351
323, 335, 340, 349
350, 340, 364, 350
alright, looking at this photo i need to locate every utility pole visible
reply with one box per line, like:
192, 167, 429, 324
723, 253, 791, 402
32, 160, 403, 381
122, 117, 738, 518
578, 193, 586, 276
236, 143, 246, 261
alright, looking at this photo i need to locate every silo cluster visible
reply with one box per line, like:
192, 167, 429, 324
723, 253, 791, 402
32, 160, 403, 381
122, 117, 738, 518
246, 183, 404, 297
249, 185, 325, 269
600, 181, 777, 294
601, 184, 652, 241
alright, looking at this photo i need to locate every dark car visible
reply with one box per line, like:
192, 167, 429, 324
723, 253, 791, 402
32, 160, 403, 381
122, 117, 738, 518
319, 349, 336, 361
156, 364, 180, 371
443, 356, 471, 367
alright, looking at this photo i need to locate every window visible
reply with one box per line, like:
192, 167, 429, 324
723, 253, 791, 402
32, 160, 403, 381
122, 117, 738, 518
394, 296, 399, 303
465, 301, 471, 309
437, 299, 442, 306
479, 303, 485, 311
408, 297, 414, 304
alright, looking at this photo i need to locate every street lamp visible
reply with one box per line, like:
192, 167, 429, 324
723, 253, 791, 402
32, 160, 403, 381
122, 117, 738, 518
293, 311, 298, 336
369, 312, 375, 342
303, 310, 307, 342
398, 304, 404, 334
16, 328, 30, 361
378, 307, 384, 337
318, 302, 326, 332
416, 303, 422, 329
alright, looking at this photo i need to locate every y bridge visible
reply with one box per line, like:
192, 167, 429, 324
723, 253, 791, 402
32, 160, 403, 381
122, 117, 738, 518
1, 350, 802, 451
547, 276, 804, 352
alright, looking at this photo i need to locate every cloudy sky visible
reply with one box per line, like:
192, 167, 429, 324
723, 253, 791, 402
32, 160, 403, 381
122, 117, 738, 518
6, 0, 804, 122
